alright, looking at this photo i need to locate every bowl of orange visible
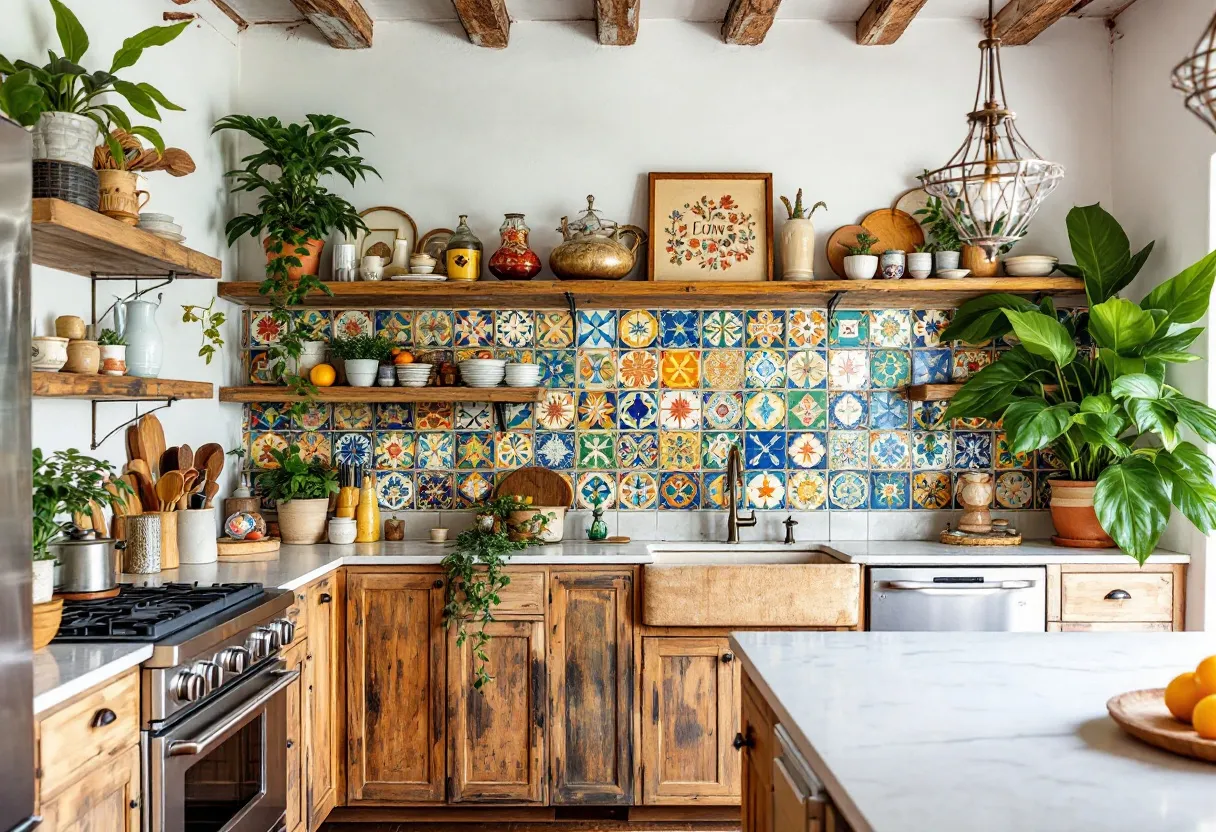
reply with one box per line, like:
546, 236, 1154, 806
1108, 654, 1216, 763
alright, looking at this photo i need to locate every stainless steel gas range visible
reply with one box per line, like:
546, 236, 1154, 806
55, 583, 298, 832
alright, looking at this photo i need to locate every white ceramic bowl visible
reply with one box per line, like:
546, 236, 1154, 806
936, 268, 972, 280
409, 264, 436, 274
139, 212, 174, 224
1002, 256, 1059, 277
140, 220, 182, 235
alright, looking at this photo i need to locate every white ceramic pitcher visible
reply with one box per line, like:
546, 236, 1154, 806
114, 292, 164, 378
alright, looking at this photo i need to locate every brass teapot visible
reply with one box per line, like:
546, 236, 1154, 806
549, 195, 646, 281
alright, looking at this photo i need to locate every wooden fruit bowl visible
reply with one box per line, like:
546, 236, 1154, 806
1107, 688, 1216, 763
32, 597, 64, 650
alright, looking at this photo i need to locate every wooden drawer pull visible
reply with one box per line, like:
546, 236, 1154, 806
1105, 589, 1132, 600
90, 708, 117, 728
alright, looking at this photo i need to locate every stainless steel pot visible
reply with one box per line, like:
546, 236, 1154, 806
50, 531, 119, 594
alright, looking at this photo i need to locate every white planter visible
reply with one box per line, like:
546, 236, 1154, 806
290, 341, 328, 377
934, 250, 961, 272
32, 112, 99, 166
31, 336, 69, 371
32, 559, 55, 604
344, 358, 379, 387
99, 344, 127, 376
277, 497, 330, 544
178, 509, 219, 564
780, 218, 817, 280
843, 254, 878, 280
907, 252, 933, 279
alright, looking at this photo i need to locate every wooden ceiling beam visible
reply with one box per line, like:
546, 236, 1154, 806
722, 0, 782, 45
288, 0, 372, 48
992, 0, 1075, 45
595, 0, 640, 45
452, 0, 511, 48
856, 0, 929, 45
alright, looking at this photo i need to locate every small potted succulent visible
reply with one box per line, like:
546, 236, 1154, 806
96, 328, 127, 376
256, 444, 338, 544
914, 194, 962, 273
839, 230, 879, 280
778, 188, 828, 281
907, 243, 934, 279
330, 335, 393, 387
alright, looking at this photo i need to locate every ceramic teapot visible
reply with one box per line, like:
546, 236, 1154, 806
113, 291, 163, 378
549, 195, 646, 281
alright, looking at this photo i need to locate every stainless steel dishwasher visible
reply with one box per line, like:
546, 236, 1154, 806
868, 566, 1047, 631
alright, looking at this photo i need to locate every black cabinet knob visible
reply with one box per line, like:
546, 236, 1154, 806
287, 740, 294, 749
721, 651, 734, 663
90, 708, 117, 728
319, 592, 332, 604
433, 579, 444, 589
1105, 589, 1131, 600
129, 798, 139, 809
732, 732, 753, 750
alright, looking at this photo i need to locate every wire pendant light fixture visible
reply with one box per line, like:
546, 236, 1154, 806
1172, 8, 1216, 133
919, 0, 1064, 260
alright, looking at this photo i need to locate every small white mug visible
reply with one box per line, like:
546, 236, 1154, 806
361, 255, 384, 281
430, 527, 448, 544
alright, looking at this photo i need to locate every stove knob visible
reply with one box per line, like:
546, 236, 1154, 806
268, 618, 295, 647
171, 670, 205, 703
192, 660, 223, 693
217, 646, 252, 674
246, 628, 278, 660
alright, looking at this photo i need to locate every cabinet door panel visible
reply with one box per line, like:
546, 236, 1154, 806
449, 619, 545, 803
641, 636, 740, 804
307, 574, 338, 826
741, 674, 775, 832
283, 640, 307, 832
549, 570, 634, 805
346, 571, 446, 803
39, 744, 140, 832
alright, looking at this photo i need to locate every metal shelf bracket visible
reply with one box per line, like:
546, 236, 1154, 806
91, 398, 176, 450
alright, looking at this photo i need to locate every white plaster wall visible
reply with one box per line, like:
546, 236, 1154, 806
3, 1, 245, 499
1112, 0, 1216, 630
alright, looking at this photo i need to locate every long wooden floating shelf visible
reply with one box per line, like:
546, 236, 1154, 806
33, 372, 214, 401
217, 277, 1086, 310
33, 198, 222, 279
906, 382, 1059, 401
219, 385, 545, 404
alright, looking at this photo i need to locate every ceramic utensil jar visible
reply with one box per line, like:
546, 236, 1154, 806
178, 508, 219, 564
124, 514, 162, 574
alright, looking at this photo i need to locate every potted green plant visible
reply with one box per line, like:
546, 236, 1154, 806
0, 0, 188, 168
942, 203, 1216, 564
330, 335, 392, 387
96, 327, 126, 375
778, 188, 828, 281
908, 242, 934, 279
839, 229, 879, 280
914, 193, 962, 272
256, 444, 338, 544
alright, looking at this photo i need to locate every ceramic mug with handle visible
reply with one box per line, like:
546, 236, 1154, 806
97, 170, 150, 226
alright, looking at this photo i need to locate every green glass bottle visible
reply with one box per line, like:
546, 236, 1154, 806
587, 500, 608, 541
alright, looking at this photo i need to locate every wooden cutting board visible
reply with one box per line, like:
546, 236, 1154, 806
826, 224, 869, 279
861, 208, 925, 256
1108, 688, 1216, 763
495, 467, 574, 508
217, 537, 281, 562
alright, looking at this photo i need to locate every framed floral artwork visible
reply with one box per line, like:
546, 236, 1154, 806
648, 172, 773, 283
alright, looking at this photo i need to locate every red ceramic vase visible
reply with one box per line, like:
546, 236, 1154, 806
488, 213, 542, 281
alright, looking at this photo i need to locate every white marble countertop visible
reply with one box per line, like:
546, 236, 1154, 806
34, 643, 152, 715
730, 631, 1216, 832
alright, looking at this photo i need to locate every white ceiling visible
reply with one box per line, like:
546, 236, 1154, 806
219, 0, 1137, 25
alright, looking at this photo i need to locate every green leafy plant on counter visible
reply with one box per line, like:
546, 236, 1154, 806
329, 335, 393, 363
442, 494, 546, 690
180, 298, 226, 364
32, 448, 129, 560
840, 229, 879, 257
96, 328, 125, 346
255, 444, 338, 503
212, 113, 379, 414
942, 203, 1216, 564
0, 0, 187, 154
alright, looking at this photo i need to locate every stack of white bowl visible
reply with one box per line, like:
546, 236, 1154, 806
138, 212, 184, 242
396, 362, 432, 387
1003, 255, 1059, 277
504, 362, 540, 387
459, 358, 506, 388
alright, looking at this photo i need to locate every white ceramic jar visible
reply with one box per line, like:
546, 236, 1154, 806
935, 250, 961, 272
32, 336, 69, 371
178, 508, 219, 564
907, 252, 933, 279
843, 254, 878, 280
780, 218, 816, 281
328, 516, 357, 545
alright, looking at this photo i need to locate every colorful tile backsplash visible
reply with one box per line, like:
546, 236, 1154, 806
241, 306, 1079, 512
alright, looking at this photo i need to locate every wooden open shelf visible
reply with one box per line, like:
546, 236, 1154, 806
217, 277, 1086, 310
219, 385, 545, 404
33, 198, 222, 279
33, 372, 214, 401
906, 383, 965, 401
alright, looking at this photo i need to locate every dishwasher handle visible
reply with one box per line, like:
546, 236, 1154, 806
884, 580, 1035, 591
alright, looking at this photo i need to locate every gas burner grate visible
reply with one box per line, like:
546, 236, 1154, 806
54, 582, 265, 642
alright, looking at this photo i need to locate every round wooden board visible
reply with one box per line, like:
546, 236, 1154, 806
893, 187, 930, 219
217, 537, 282, 562
862, 208, 925, 256
1108, 688, 1216, 764
495, 467, 574, 509
825, 224, 869, 280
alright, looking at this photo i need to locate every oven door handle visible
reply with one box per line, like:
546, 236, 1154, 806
166, 668, 299, 758
884, 580, 1035, 591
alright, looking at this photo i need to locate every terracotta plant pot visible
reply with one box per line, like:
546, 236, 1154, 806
276, 497, 330, 544
99, 344, 127, 376
961, 244, 1000, 277
264, 236, 325, 280
1049, 480, 1115, 548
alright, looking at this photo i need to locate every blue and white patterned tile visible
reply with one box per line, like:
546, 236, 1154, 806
702, 471, 729, 509
912, 431, 952, 470
496, 310, 535, 348
745, 349, 786, 389
503, 402, 533, 430
376, 403, 413, 431
912, 349, 952, 385
496, 432, 534, 467
869, 391, 908, 429
701, 310, 744, 348
618, 390, 659, 430
870, 472, 910, 510
294, 309, 332, 341
912, 399, 949, 430
829, 391, 868, 429
913, 309, 952, 347
828, 471, 868, 510
455, 401, 493, 430
869, 310, 911, 348
869, 430, 910, 470
660, 310, 700, 348
534, 431, 576, 469
332, 432, 372, 467
416, 431, 455, 469
786, 349, 828, 389
577, 348, 617, 389
828, 431, 869, 469
376, 470, 414, 510
744, 391, 786, 430
953, 431, 993, 469
538, 350, 576, 388
618, 310, 658, 348
577, 309, 617, 347
578, 471, 617, 508
744, 431, 786, 469
454, 310, 495, 347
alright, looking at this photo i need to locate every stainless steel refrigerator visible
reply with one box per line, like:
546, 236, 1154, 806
0, 116, 37, 831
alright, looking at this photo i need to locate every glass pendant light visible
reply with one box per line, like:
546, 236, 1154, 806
1172, 9, 1216, 134
920, 0, 1064, 260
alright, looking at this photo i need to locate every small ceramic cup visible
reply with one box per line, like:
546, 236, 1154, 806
54, 315, 86, 340
361, 255, 384, 281
880, 250, 906, 280
430, 528, 449, 544
32, 336, 69, 371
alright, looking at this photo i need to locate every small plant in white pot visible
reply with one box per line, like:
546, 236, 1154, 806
778, 188, 828, 281
331, 335, 392, 387
907, 243, 934, 279
96, 328, 127, 376
839, 230, 879, 280
257, 444, 338, 545
914, 194, 961, 273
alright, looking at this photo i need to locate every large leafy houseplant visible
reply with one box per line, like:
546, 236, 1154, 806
943, 204, 1216, 564
256, 444, 339, 503
32, 448, 128, 561
0, 0, 187, 159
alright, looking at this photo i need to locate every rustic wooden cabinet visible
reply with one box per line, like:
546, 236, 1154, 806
448, 618, 546, 803
284, 639, 308, 832
346, 570, 447, 803
306, 573, 339, 827
38, 743, 141, 832
641, 636, 740, 805
1046, 563, 1186, 631
740, 673, 775, 832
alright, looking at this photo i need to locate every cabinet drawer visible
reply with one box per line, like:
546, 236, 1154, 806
495, 569, 545, 616
1061, 572, 1174, 622
38, 669, 140, 799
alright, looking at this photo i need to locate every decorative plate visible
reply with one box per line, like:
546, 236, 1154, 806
418, 228, 454, 275
348, 206, 418, 275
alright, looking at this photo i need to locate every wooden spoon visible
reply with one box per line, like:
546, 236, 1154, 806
139, 414, 166, 479
203, 449, 224, 485
203, 481, 219, 509
160, 447, 180, 475
196, 443, 223, 478
156, 471, 184, 512
177, 469, 198, 510
121, 473, 142, 514
178, 443, 194, 474
125, 460, 157, 509
125, 425, 140, 465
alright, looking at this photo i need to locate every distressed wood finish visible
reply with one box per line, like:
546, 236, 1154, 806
448, 619, 546, 803
33, 198, 221, 278
289, 0, 372, 48
284, 640, 309, 832
641, 637, 740, 805
455, 567, 546, 618
1049, 621, 1172, 632
856, 0, 929, 45
549, 570, 635, 805
452, 0, 510, 48
722, 0, 782, 44
740, 673, 775, 832
1060, 570, 1174, 623
38, 743, 141, 832
33, 372, 212, 401
346, 571, 447, 803
992, 0, 1075, 44
220, 385, 543, 404
773, 756, 823, 832
308, 574, 339, 828
37, 669, 139, 800
642, 563, 861, 628
595, 0, 640, 44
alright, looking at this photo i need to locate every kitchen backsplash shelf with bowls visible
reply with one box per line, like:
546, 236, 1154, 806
239, 303, 1089, 514
220, 385, 544, 404
32, 198, 222, 279
33, 372, 213, 401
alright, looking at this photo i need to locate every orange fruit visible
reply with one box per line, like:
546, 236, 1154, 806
393, 351, 415, 365
1165, 672, 1205, 723
1195, 656, 1216, 696
1193, 695, 1216, 739
309, 363, 336, 387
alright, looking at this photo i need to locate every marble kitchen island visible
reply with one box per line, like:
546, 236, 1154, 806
730, 631, 1216, 832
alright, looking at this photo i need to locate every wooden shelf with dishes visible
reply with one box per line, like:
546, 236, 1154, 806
216, 277, 1085, 310
32, 198, 222, 279
218, 385, 545, 404
33, 372, 214, 401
